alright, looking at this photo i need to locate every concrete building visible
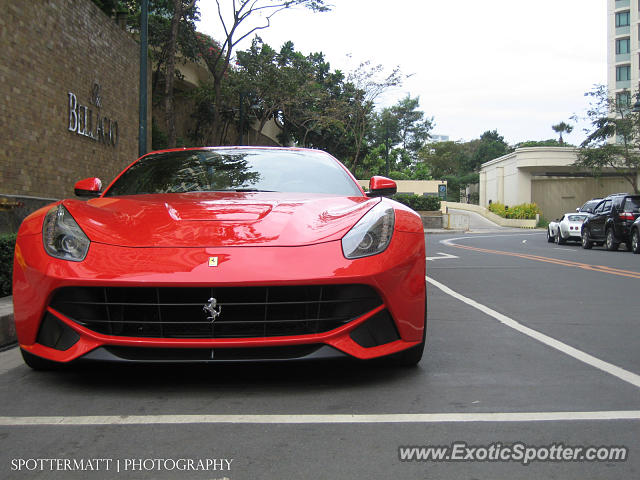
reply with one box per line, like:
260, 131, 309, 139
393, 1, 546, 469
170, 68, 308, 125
479, 147, 635, 221
429, 134, 450, 143
608, 0, 639, 105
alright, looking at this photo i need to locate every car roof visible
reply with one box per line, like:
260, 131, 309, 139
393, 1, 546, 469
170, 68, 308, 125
604, 192, 629, 197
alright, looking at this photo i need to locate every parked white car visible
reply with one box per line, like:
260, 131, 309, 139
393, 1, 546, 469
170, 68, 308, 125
547, 213, 589, 244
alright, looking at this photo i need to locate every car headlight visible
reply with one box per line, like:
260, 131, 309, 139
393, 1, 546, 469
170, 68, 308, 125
342, 202, 395, 259
42, 205, 90, 261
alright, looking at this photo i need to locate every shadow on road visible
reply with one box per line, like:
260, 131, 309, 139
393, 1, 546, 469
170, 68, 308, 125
24, 357, 426, 395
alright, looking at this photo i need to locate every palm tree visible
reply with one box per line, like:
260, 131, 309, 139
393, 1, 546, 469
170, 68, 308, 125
552, 122, 573, 145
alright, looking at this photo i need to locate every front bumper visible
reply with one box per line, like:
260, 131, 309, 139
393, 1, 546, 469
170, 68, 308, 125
13, 232, 426, 363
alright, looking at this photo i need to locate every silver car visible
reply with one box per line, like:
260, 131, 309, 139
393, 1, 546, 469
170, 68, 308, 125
548, 213, 589, 244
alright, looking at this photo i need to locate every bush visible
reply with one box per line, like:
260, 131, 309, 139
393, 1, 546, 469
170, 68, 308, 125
488, 202, 540, 220
392, 194, 441, 212
537, 216, 550, 228
488, 202, 506, 217
0, 233, 17, 297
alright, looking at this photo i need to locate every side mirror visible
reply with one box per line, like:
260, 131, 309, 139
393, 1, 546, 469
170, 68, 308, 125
576, 208, 579, 212
74, 177, 102, 198
367, 176, 397, 197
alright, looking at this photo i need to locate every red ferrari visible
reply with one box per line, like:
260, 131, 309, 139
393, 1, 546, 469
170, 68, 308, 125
13, 147, 426, 369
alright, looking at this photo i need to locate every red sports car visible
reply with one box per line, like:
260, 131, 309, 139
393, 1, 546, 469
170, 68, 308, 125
13, 147, 426, 369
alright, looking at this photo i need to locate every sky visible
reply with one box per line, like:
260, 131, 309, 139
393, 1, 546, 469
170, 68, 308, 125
197, 0, 607, 146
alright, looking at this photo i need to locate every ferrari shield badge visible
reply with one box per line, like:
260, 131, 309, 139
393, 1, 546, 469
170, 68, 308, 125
208, 256, 218, 267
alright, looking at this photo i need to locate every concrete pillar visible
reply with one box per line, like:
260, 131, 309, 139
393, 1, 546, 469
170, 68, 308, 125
479, 171, 487, 206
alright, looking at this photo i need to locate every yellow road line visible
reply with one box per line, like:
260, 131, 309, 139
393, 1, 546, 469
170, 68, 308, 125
448, 243, 640, 279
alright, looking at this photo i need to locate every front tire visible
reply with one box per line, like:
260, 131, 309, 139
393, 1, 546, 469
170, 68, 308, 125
581, 229, 592, 249
392, 293, 427, 367
605, 228, 619, 251
631, 229, 640, 254
392, 330, 426, 366
547, 228, 554, 243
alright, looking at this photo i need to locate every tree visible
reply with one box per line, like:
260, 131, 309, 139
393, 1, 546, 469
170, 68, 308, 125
365, 95, 433, 177
165, 0, 198, 147
276, 49, 350, 152
514, 139, 564, 148
99, 1, 201, 148
415, 132, 509, 204
551, 121, 573, 145
346, 61, 402, 171
418, 141, 468, 179
391, 94, 433, 155
575, 85, 640, 193
195, 0, 329, 140
466, 130, 511, 172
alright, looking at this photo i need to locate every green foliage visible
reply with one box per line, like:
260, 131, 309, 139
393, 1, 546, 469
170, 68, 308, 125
91, 0, 126, 15
0, 234, 16, 297
152, 119, 168, 150
388, 170, 411, 180
468, 130, 512, 171
416, 131, 509, 180
488, 202, 540, 220
392, 194, 441, 212
442, 173, 479, 202
574, 84, 640, 193
515, 139, 567, 148
368, 95, 433, 173
387, 94, 433, 159
537, 216, 550, 229
102, 1, 201, 67
488, 202, 507, 217
551, 121, 573, 145
417, 141, 465, 179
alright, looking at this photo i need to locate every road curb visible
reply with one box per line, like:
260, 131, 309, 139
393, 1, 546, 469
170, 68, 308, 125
0, 296, 16, 348
424, 229, 467, 235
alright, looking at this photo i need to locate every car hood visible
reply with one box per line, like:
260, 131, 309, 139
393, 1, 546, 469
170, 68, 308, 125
63, 192, 379, 247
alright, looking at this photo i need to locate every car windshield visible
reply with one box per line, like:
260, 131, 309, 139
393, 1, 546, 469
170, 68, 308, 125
568, 215, 587, 222
580, 200, 599, 212
104, 149, 363, 197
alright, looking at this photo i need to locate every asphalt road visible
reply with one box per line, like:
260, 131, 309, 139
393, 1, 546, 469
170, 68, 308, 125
0, 229, 639, 479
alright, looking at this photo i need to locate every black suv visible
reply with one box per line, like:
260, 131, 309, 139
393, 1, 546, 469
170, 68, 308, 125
581, 193, 640, 250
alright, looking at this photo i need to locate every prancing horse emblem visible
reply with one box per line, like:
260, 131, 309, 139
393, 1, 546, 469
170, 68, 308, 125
203, 297, 222, 322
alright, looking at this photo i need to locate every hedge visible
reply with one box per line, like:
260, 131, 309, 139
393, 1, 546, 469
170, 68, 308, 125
392, 194, 441, 212
488, 202, 540, 220
0, 233, 16, 297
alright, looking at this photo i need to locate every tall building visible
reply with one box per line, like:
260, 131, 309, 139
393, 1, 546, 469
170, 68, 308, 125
429, 134, 450, 143
609, 0, 638, 106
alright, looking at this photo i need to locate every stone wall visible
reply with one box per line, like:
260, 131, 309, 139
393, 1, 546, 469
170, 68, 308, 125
0, 0, 150, 201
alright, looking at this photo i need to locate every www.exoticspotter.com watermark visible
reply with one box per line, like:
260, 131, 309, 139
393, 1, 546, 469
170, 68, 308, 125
398, 442, 628, 466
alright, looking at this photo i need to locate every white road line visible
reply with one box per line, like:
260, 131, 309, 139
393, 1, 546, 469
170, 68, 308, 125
0, 411, 640, 426
426, 252, 459, 261
440, 232, 544, 246
426, 275, 640, 389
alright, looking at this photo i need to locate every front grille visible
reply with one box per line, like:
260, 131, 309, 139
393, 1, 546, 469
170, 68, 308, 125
50, 285, 382, 339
